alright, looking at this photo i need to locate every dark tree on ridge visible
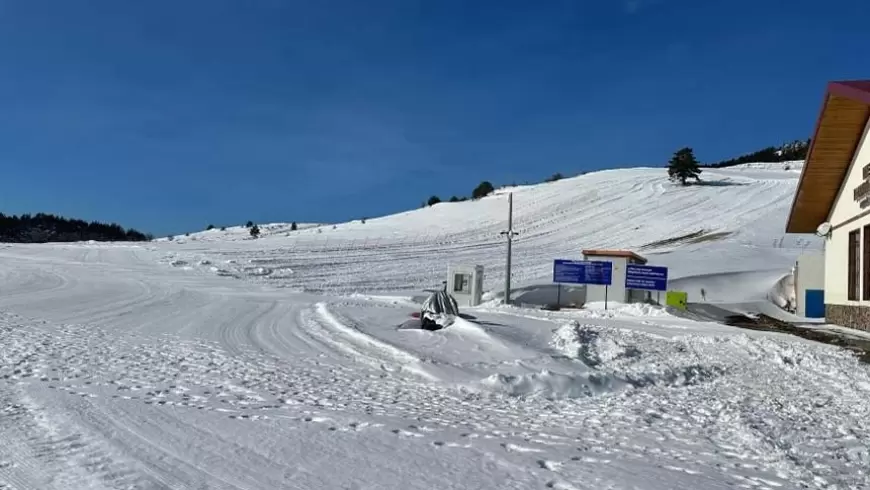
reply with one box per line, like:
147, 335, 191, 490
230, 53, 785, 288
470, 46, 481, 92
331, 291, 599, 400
667, 147, 702, 185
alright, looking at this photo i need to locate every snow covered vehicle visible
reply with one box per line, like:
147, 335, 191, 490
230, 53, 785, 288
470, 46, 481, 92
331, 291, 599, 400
419, 283, 460, 331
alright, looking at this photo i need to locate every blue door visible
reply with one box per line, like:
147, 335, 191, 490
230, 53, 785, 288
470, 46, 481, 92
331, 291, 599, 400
805, 289, 825, 318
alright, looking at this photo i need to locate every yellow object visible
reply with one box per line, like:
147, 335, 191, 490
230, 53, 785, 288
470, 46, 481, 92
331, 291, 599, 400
666, 291, 688, 310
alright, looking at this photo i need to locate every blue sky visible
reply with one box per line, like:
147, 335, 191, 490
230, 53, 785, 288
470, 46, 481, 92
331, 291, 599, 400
0, 0, 867, 236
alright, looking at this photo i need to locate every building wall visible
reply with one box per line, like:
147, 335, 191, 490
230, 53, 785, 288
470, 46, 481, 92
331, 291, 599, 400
584, 256, 628, 303
795, 254, 824, 317
824, 117, 870, 329
829, 117, 870, 225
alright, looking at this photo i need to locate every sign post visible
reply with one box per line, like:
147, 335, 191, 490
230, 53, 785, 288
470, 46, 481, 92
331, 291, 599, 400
552, 259, 613, 309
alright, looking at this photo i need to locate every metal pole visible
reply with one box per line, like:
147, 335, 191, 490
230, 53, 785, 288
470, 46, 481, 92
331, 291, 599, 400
505, 193, 513, 305
605, 285, 608, 310
556, 283, 561, 309
501, 193, 516, 305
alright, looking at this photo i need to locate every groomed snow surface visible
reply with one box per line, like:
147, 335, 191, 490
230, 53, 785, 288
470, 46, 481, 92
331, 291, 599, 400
2, 162, 868, 489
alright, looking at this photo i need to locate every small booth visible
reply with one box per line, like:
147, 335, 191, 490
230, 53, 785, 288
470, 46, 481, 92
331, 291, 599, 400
447, 265, 485, 307
582, 249, 650, 304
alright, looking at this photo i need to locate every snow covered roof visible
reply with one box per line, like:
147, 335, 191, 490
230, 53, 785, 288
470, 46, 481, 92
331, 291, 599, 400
787, 80, 870, 233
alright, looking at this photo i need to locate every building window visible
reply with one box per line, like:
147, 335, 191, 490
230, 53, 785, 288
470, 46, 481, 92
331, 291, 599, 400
453, 273, 470, 293
849, 229, 860, 301
864, 226, 870, 301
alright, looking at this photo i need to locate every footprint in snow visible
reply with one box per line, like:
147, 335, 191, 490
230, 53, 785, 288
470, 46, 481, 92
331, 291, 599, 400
537, 460, 561, 470
501, 442, 543, 453
546, 480, 580, 490
391, 429, 424, 438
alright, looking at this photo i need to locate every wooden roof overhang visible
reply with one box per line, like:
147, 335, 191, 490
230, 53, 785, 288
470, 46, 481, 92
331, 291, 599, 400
786, 81, 870, 233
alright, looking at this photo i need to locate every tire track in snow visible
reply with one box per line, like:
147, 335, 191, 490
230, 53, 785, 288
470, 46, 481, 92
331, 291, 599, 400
298, 302, 438, 381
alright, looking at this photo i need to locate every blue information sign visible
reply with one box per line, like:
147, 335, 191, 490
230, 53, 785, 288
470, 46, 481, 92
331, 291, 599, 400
553, 260, 613, 286
625, 264, 668, 291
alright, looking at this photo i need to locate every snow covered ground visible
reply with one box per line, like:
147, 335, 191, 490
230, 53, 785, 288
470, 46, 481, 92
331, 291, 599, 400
1, 162, 868, 489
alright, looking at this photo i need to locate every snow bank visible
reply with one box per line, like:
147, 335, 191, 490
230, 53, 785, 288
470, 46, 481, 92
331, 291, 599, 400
581, 301, 674, 318
668, 269, 792, 304
480, 369, 625, 399
551, 321, 727, 388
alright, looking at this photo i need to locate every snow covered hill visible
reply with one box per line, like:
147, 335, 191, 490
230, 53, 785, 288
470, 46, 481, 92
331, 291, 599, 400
160, 221, 322, 242
160, 161, 820, 303
3, 161, 865, 490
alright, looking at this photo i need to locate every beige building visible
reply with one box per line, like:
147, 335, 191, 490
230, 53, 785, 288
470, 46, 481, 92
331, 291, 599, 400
787, 80, 870, 331
581, 249, 651, 304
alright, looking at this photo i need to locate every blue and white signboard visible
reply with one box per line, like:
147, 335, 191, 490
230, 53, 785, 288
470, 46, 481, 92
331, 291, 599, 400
553, 260, 613, 286
625, 264, 668, 291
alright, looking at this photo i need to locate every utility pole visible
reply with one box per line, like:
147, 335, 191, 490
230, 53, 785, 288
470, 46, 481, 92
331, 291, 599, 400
500, 193, 518, 305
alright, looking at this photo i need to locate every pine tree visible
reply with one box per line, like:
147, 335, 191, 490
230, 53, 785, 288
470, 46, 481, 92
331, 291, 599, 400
290, 222, 297, 231
472, 181, 495, 199
427, 195, 441, 206
667, 147, 702, 186
250, 224, 260, 238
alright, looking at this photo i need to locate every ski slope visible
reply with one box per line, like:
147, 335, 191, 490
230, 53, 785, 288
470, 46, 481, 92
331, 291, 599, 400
2, 162, 868, 490
161, 161, 818, 301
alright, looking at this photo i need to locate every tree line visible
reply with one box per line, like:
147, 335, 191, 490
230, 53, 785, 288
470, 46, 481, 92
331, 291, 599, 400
0, 212, 151, 243
667, 139, 809, 186
702, 139, 810, 168
423, 172, 568, 207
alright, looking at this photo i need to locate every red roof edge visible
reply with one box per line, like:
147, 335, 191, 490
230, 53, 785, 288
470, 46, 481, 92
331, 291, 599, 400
830, 80, 870, 105
582, 249, 648, 264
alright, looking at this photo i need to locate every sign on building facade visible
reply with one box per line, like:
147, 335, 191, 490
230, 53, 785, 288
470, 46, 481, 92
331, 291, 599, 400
625, 264, 669, 291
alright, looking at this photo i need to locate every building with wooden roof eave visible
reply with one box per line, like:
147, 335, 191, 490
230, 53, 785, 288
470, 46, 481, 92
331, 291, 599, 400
786, 80, 870, 331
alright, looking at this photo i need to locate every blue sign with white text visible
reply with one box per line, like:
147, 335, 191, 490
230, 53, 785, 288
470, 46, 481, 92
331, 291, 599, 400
625, 264, 668, 291
553, 260, 613, 286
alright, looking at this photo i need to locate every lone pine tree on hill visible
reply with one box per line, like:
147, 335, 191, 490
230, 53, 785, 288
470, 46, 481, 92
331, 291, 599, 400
667, 147, 702, 185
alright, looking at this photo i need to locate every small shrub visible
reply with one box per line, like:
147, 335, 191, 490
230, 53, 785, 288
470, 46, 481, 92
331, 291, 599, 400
449, 196, 460, 202
291, 222, 297, 231
206, 224, 215, 231
250, 224, 260, 238
427, 195, 441, 206
220, 226, 226, 231
246, 220, 254, 228
546, 173, 564, 182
